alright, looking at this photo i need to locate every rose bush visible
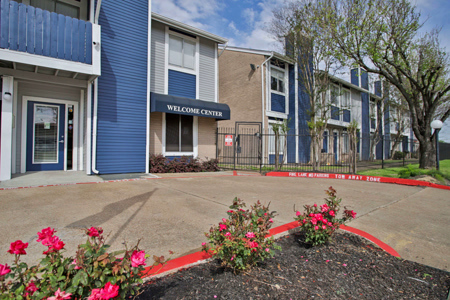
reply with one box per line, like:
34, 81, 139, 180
294, 186, 357, 246
0, 227, 167, 299
203, 198, 281, 271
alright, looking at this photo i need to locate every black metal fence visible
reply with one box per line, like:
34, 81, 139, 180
439, 142, 450, 160
217, 127, 420, 174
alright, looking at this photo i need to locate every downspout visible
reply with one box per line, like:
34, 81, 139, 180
91, 0, 102, 174
86, 80, 92, 175
261, 52, 274, 166
218, 41, 228, 57
91, 79, 100, 174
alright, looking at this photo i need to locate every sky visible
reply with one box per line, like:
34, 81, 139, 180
152, 0, 450, 141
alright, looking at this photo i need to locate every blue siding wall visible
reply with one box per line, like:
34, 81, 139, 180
287, 64, 296, 163
95, 0, 148, 174
352, 69, 370, 160
374, 81, 383, 159
271, 93, 285, 113
351, 68, 359, 86
298, 66, 311, 163
168, 70, 196, 99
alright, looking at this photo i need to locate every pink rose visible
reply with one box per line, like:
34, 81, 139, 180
25, 281, 38, 296
47, 288, 72, 300
0, 263, 11, 276
88, 288, 102, 300
328, 222, 333, 226
269, 218, 273, 223
7, 240, 28, 255
313, 204, 317, 207
71, 259, 82, 270
296, 211, 301, 216
322, 225, 326, 230
37, 227, 56, 244
225, 232, 231, 236
310, 218, 317, 225
227, 210, 234, 213
245, 232, 255, 238
87, 227, 103, 237
249, 241, 259, 248
222, 218, 227, 223
320, 204, 329, 213
329, 210, 335, 217
202, 242, 206, 247
314, 226, 319, 230
43, 236, 65, 254
100, 282, 119, 299
265, 248, 270, 252
219, 224, 227, 231
130, 250, 146, 268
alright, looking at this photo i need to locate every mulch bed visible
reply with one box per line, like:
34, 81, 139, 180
134, 232, 450, 299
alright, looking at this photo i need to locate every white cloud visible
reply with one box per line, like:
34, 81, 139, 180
152, 0, 221, 31
231, 0, 284, 51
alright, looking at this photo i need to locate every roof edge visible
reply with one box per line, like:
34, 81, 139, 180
151, 12, 228, 44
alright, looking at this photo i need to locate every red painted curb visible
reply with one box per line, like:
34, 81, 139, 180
340, 225, 400, 257
141, 221, 400, 279
265, 172, 450, 191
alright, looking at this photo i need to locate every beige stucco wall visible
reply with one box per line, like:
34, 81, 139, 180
198, 117, 217, 160
219, 50, 266, 128
149, 112, 163, 155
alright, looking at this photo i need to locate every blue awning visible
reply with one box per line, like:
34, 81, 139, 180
150, 92, 230, 120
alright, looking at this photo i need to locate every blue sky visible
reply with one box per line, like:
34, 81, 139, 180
152, 0, 450, 141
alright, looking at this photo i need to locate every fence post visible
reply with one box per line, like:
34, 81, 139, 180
215, 127, 218, 160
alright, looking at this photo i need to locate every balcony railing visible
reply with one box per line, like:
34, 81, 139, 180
0, 0, 93, 64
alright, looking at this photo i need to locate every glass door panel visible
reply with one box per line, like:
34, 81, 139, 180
26, 101, 65, 171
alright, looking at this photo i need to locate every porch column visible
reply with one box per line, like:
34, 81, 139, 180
0, 76, 14, 181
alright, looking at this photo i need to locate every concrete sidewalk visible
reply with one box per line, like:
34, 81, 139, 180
0, 174, 448, 271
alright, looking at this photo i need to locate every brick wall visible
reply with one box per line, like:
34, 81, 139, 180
150, 112, 163, 154
219, 50, 266, 128
198, 117, 217, 160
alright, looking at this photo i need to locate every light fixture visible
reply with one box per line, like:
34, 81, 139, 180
3, 92, 12, 101
431, 119, 443, 170
250, 64, 256, 71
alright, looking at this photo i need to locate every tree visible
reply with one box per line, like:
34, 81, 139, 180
271, 119, 289, 171
269, 0, 343, 171
386, 85, 411, 158
320, 0, 450, 168
347, 120, 359, 173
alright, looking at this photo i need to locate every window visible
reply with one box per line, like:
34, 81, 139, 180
29, 0, 85, 19
166, 114, 193, 152
268, 123, 285, 154
330, 85, 339, 106
169, 35, 196, 70
343, 133, 349, 154
341, 89, 350, 108
271, 68, 285, 93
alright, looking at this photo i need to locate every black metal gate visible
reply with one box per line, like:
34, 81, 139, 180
216, 122, 262, 171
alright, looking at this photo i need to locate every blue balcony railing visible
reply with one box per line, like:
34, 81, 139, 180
0, 0, 92, 64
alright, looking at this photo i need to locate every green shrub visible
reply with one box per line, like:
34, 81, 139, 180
393, 151, 406, 160
398, 169, 411, 179
203, 198, 280, 271
294, 187, 356, 247
149, 154, 219, 173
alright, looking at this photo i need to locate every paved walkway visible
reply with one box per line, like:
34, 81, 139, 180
0, 173, 448, 272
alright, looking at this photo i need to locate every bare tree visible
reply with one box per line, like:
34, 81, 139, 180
320, 0, 450, 168
269, 0, 343, 171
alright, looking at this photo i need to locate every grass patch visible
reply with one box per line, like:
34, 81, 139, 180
358, 160, 450, 182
